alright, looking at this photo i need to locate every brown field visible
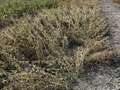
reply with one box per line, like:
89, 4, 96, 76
113, 0, 120, 3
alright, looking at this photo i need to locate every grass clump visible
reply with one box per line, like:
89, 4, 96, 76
0, 0, 111, 89
0, 4, 110, 89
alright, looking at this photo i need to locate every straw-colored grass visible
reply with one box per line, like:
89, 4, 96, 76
0, 0, 111, 90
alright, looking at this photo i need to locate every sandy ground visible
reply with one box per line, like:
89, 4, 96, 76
102, 0, 120, 49
72, 0, 120, 90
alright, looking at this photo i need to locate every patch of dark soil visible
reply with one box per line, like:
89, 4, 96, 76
0, 20, 13, 29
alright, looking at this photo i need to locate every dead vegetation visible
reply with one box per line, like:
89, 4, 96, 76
0, 0, 111, 90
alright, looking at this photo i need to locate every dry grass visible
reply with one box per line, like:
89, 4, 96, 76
0, 0, 110, 90
0, 8, 109, 90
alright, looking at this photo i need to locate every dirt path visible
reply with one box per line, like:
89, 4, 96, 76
72, 0, 120, 90
102, 0, 120, 49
